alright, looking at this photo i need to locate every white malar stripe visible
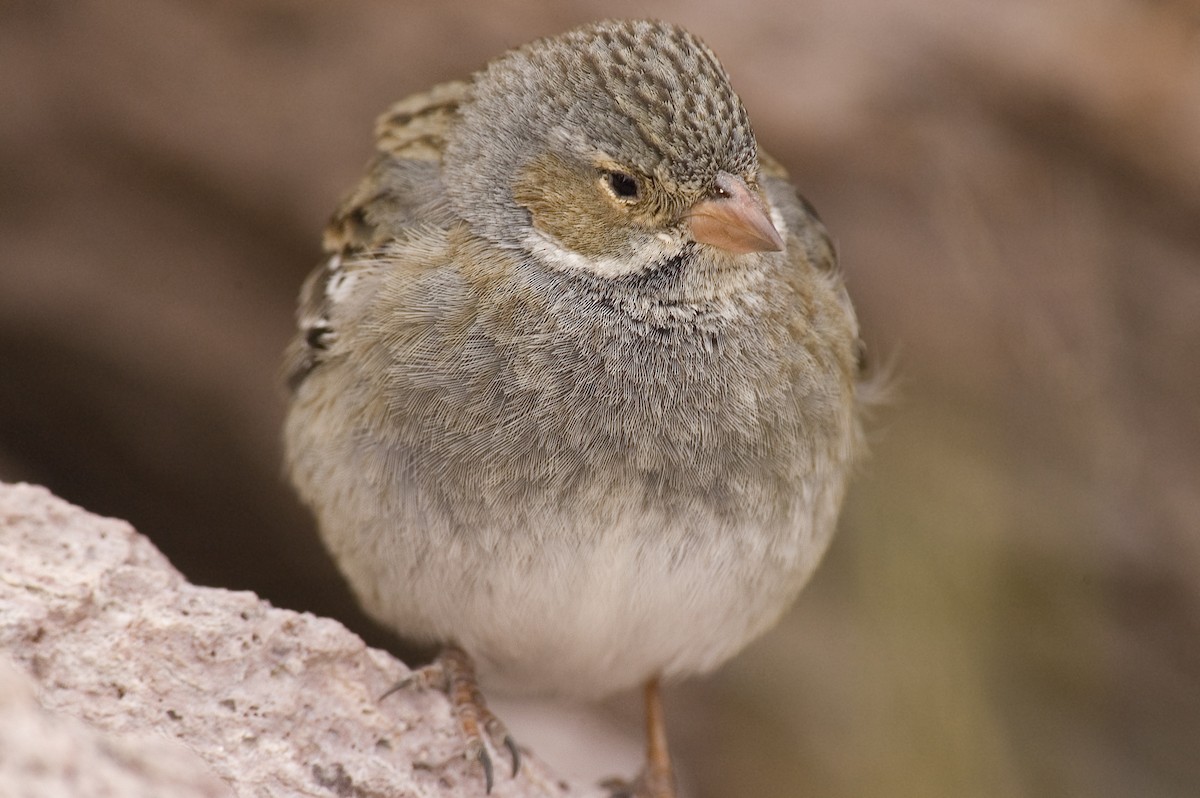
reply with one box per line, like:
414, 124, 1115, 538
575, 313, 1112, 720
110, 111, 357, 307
522, 229, 685, 279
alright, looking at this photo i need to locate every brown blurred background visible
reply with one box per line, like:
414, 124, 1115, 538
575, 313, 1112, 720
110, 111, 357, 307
3, 1, 1199, 796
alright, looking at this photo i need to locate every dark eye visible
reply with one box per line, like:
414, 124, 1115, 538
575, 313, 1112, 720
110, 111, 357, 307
605, 171, 640, 200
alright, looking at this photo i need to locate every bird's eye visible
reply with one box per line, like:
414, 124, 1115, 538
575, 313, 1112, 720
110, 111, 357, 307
605, 171, 640, 200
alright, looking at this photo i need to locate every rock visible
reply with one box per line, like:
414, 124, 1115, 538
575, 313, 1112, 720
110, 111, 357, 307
0, 481, 595, 798
0, 657, 234, 798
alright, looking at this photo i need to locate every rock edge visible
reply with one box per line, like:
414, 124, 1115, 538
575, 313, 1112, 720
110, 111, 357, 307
0, 481, 596, 798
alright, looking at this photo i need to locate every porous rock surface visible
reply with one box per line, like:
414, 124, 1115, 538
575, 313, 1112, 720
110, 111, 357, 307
0, 481, 594, 798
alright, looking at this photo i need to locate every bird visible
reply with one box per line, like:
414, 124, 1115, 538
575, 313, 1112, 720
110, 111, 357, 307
283, 18, 866, 798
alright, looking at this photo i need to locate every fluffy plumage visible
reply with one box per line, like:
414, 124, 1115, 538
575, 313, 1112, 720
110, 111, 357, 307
284, 17, 863, 702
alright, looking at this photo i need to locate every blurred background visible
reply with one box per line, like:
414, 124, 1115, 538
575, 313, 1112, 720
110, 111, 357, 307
3, 0, 1199, 796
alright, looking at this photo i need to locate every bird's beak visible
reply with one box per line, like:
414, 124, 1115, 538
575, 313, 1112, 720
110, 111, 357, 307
687, 171, 785, 254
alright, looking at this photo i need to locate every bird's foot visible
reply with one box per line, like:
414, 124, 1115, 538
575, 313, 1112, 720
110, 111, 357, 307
600, 676, 677, 798
600, 769, 676, 798
383, 645, 520, 794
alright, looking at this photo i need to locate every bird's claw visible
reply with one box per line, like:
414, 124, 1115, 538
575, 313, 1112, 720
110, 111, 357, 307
383, 646, 520, 793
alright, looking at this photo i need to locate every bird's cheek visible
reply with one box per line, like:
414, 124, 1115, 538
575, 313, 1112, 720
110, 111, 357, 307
512, 156, 624, 260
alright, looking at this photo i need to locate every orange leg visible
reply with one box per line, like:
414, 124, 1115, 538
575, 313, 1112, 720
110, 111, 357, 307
639, 676, 678, 797
383, 645, 519, 794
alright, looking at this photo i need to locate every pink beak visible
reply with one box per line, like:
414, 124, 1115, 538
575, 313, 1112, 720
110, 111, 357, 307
687, 171, 785, 254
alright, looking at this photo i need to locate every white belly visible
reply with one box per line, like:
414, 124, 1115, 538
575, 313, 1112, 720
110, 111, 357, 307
317, 474, 842, 699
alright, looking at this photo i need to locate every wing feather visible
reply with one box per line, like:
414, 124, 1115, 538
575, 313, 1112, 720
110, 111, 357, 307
285, 81, 469, 391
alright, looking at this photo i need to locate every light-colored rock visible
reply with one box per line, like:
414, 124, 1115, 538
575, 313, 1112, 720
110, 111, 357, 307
0, 657, 234, 798
0, 482, 598, 798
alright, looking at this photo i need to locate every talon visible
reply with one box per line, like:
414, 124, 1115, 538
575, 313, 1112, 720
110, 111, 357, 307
378, 677, 411, 701
475, 742, 495, 794
599, 777, 634, 798
503, 734, 521, 777
380, 662, 447, 701
404, 646, 521, 792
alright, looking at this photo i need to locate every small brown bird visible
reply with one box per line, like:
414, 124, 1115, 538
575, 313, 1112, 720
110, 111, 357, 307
284, 19, 865, 797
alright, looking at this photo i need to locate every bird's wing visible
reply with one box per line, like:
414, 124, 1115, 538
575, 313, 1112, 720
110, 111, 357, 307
284, 80, 470, 392
760, 148, 870, 382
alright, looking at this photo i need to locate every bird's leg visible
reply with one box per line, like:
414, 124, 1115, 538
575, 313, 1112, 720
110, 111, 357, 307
382, 644, 520, 794
604, 677, 678, 798
639, 676, 678, 798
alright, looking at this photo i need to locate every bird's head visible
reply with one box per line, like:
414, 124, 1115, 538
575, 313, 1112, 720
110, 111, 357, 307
443, 19, 785, 278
